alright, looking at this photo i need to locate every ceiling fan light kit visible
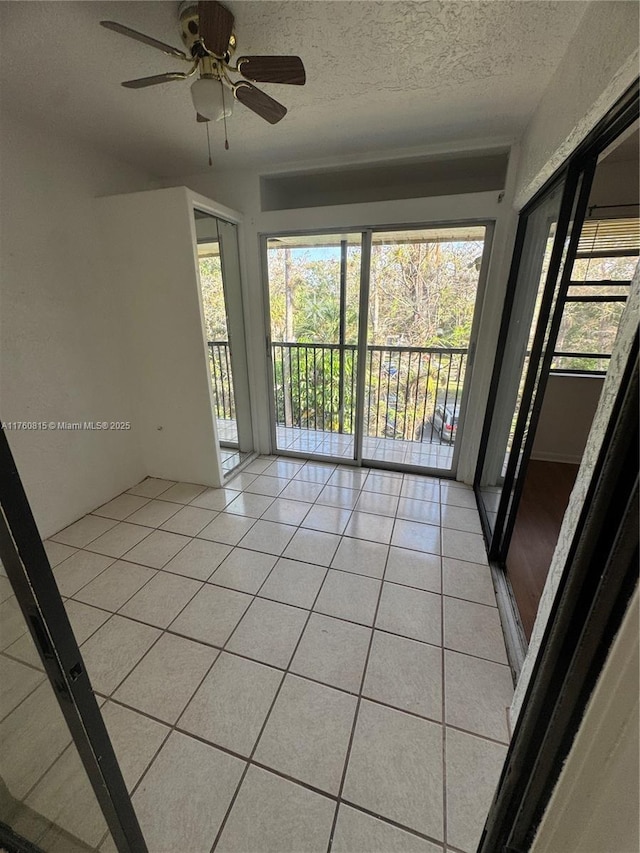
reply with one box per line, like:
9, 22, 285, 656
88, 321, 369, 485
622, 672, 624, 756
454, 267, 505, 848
191, 77, 233, 121
101, 0, 306, 160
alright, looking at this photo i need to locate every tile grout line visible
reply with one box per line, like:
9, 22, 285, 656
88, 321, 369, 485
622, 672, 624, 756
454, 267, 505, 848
103, 689, 449, 851
440, 482, 449, 850
36, 468, 499, 700
325, 504, 398, 853
134, 554, 491, 609
206, 550, 337, 852
1, 540, 173, 715
62, 512, 488, 604
59, 511, 214, 649
94, 634, 511, 748
50, 484, 182, 548
0, 663, 47, 725
19, 689, 117, 839
31, 472, 276, 848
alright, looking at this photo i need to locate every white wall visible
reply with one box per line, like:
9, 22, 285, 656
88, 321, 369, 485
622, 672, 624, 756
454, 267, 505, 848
98, 187, 227, 488
532, 374, 604, 464
0, 116, 154, 539
514, 0, 639, 208
588, 155, 640, 212
530, 587, 639, 853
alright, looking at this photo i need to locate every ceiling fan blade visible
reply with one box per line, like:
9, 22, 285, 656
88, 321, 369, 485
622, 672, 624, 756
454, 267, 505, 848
234, 82, 287, 124
121, 73, 188, 89
100, 21, 189, 60
237, 56, 306, 86
198, 1, 234, 57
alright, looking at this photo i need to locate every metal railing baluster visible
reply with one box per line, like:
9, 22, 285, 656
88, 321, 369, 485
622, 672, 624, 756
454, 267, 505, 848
205, 341, 467, 451
431, 353, 442, 435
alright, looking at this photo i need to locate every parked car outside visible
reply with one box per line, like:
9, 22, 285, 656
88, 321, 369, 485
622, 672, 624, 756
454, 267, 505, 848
415, 401, 460, 443
432, 401, 459, 442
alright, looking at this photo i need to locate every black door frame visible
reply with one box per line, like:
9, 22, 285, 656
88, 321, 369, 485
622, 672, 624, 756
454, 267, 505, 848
475, 80, 638, 573
0, 429, 148, 852
475, 79, 639, 564
493, 157, 597, 559
475, 79, 639, 849
479, 335, 638, 852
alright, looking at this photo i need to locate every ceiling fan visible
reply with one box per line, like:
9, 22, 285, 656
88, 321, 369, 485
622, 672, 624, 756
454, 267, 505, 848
100, 1, 306, 128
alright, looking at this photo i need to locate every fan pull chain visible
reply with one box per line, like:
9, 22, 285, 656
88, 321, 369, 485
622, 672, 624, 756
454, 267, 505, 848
220, 79, 230, 150
206, 121, 212, 166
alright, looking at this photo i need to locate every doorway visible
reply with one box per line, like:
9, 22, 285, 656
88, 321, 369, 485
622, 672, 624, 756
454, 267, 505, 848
194, 209, 253, 478
506, 141, 639, 637
263, 223, 492, 476
475, 105, 639, 647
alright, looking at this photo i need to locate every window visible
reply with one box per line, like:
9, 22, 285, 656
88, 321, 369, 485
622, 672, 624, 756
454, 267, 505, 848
551, 218, 639, 374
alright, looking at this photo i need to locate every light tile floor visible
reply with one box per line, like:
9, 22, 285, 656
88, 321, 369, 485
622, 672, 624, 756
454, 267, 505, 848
2, 456, 513, 853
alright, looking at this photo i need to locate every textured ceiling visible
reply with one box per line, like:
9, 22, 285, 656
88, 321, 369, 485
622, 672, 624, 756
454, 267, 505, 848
0, 1, 589, 177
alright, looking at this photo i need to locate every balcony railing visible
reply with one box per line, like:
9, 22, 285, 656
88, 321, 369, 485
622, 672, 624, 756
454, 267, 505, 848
209, 340, 468, 445
208, 341, 236, 421
364, 345, 467, 443
272, 342, 358, 434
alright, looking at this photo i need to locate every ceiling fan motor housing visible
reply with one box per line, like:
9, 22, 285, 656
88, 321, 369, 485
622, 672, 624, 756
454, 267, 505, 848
178, 1, 236, 58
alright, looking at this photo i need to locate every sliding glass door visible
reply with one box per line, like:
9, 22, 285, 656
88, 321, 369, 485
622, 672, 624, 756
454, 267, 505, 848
194, 209, 252, 477
263, 223, 492, 475
361, 225, 489, 471
475, 162, 598, 561
265, 233, 362, 460
475, 178, 568, 533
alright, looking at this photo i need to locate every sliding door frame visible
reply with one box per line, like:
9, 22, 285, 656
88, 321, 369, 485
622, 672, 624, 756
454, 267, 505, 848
488, 162, 592, 560
260, 226, 365, 467
474, 172, 568, 543
260, 219, 495, 477
473, 81, 639, 675
0, 430, 147, 852
479, 335, 638, 852
215, 216, 254, 453
360, 221, 494, 476
475, 80, 639, 564
352, 230, 372, 466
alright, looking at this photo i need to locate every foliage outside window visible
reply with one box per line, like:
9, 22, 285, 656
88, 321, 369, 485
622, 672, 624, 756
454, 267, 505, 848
265, 229, 485, 441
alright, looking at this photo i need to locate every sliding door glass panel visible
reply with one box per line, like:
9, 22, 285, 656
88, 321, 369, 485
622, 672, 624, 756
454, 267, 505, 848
477, 179, 566, 533
362, 225, 487, 472
266, 233, 362, 460
217, 218, 254, 459
195, 211, 249, 476
497, 173, 587, 553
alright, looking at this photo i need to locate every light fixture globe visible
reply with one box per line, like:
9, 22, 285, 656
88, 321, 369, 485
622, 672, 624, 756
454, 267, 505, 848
190, 77, 233, 121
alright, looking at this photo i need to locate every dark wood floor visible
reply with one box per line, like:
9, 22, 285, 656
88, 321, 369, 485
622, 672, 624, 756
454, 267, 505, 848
506, 460, 580, 640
